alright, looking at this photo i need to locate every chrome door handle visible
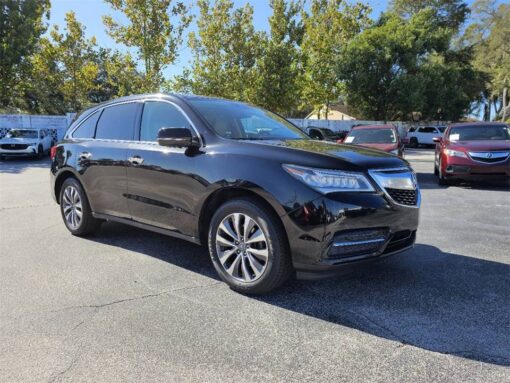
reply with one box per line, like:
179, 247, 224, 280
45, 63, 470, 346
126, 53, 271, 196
128, 155, 144, 166
78, 152, 91, 160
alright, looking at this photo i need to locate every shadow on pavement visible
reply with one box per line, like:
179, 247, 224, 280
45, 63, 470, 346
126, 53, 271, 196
0, 157, 52, 174
89, 222, 510, 366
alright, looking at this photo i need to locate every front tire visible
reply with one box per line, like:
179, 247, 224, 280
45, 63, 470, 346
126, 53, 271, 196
410, 137, 419, 148
208, 198, 293, 294
59, 178, 101, 236
437, 158, 449, 186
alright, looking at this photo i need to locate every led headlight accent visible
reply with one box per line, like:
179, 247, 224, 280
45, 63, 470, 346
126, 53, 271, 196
282, 164, 375, 193
370, 169, 417, 190
444, 149, 467, 158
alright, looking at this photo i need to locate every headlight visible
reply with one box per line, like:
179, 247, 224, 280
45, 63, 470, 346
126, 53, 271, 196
390, 149, 399, 155
444, 149, 467, 158
282, 164, 375, 193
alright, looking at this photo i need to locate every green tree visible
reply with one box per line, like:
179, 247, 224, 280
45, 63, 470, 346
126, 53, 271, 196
28, 11, 99, 113
253, 0, 304, 115
174, 0, 262, 102
0, 0, 50, 109
301, 0, 371, 119
391, 0, 470, 30
103, 0, 192, 92
339, 8, 483, 120
89, 48, 145, 103
463, 0, 510, 120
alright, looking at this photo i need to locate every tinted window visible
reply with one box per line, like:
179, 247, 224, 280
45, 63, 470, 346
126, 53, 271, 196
345, 128, 397, 144
95, 103, 138, 140
419, 127, 437, 133
449, 125, 510, 141
189, 99, 307, 140
140, 101, 189, 142
409, 127, 416, 132
72, 111, 100, 139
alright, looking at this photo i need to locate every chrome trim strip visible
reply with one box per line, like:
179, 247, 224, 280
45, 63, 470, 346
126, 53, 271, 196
333, 238, 386, 247
68, 97, 204, 148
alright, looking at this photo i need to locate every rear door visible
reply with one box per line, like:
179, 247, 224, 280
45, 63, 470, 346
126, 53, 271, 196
75, 102, 141, 218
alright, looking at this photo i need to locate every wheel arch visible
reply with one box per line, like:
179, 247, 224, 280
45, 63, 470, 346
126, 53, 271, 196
53, 168, 84, 204
197, 187, 288, 247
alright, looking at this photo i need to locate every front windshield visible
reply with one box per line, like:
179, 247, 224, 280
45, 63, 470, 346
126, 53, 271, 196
188, 99, 307, 140
6, 130, 38, 138
345, 128, 396, 144
449, 125, 510, 141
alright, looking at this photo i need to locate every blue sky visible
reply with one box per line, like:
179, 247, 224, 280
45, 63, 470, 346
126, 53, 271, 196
49, 0, 390, 78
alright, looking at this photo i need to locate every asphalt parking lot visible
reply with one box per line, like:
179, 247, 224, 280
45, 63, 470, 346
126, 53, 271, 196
0, 149, 509, 382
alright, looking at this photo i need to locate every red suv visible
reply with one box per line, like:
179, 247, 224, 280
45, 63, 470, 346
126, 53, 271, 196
341, 124, 406, 157
434, 122, 510, 185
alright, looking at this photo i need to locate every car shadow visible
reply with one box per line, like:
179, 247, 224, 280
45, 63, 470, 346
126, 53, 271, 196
416, 172, 510, 191
89, 222, 510, 366
0, 156, 52, 174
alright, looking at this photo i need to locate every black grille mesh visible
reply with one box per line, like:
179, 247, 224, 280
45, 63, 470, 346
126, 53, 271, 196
1, 144, 28, 150
385, 188, 417, 206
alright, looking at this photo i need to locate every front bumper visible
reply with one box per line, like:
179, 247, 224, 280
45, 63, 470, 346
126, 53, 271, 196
281, 188, 420, 277
0, 147, 38, 156
443, 157, 510, 181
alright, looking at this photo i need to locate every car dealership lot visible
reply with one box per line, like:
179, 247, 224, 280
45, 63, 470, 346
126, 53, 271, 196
0, 150, 509, 382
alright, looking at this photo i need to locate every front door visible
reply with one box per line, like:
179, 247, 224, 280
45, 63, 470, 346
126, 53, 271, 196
126, 100, 202, 237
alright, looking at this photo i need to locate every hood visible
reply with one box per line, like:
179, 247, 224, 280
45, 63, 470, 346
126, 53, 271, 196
242, 139, 407, 170
448, 140, 510, 152
0, 137, 37, 145
352, 143, 398, 152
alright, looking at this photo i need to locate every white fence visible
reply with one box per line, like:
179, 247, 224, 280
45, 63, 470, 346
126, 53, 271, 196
0, 114, 75, 142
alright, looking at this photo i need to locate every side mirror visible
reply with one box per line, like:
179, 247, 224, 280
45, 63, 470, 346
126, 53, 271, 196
157, 127, 198, 148
432, 137, 442, 143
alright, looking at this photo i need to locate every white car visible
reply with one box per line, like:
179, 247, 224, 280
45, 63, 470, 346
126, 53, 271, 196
0, 128, 54, 159
407, 125, 446, 147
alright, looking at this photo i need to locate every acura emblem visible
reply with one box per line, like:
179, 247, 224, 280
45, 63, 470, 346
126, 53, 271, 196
487, 153, 492, 158
10, 144, 15, 148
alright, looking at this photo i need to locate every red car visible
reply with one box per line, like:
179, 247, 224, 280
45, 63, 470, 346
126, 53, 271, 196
434, 122, 510, 185
341, 124, 406, 157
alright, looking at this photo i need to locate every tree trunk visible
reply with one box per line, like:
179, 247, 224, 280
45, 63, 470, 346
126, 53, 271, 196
502, 87, 508, 121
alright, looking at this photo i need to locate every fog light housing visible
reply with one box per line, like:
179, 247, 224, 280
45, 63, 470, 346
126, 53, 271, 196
328, 228, 388, 260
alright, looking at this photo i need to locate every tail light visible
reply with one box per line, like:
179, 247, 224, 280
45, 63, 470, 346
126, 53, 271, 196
50, 146, 58, 159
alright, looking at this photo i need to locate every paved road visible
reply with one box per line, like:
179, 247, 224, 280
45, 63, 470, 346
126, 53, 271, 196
1, 151, 509, 382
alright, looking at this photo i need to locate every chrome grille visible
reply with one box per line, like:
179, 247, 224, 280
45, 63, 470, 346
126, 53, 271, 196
369, 167, 420, 207
1, 144, 28, 150
468, 151, 509, 164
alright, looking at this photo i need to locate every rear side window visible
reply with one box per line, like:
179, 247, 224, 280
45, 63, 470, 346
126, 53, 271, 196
140, 101, 189, 142
408, 127, 416, 132
419, 127, 436, 133
95, 103, 138, 140
72, 111, 100, 139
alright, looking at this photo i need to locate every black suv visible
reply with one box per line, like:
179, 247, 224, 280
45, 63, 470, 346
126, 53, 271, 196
51, 94, 420, 294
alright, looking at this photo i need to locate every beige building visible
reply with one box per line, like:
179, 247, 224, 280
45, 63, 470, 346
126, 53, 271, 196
306, 103, 357, 120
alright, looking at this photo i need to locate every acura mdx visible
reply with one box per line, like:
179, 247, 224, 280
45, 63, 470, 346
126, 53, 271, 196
51, 94, 420, 294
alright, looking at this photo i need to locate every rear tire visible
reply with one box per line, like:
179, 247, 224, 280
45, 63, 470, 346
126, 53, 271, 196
208, 198, 293, 294
59, 177, 101, 236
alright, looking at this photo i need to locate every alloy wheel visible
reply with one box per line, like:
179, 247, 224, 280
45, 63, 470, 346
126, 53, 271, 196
215, 213, 269, 282
62, 185, 83, 230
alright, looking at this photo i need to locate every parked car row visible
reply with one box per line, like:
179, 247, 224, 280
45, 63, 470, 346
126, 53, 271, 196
0, 128, 54, 159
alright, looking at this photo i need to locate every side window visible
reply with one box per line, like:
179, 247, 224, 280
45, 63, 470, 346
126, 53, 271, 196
96, 103, 138, 140
409, 127, 416, 132
140, 101, 189, 142
72, 111, 101, 139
